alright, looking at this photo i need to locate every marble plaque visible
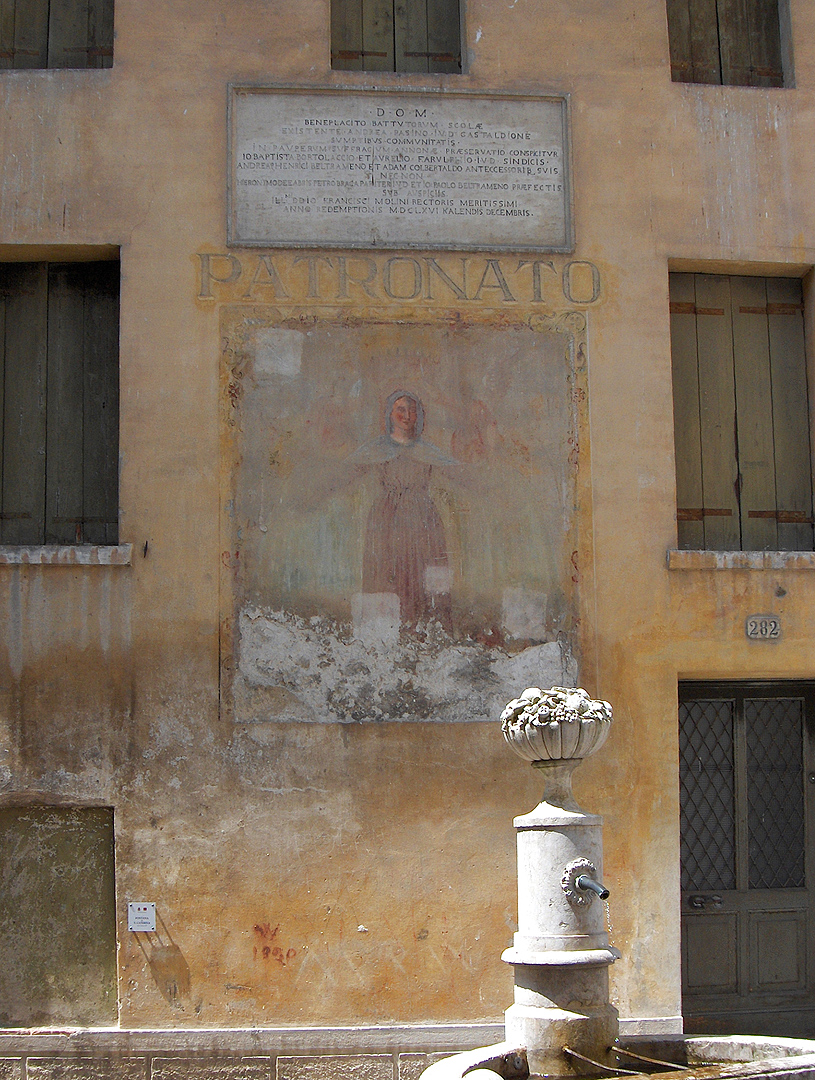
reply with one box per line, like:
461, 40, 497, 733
229, 87, 572, 252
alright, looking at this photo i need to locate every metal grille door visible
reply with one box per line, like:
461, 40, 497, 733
679, 683, 815, 1036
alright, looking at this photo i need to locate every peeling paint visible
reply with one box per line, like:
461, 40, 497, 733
236, 606, 572, 724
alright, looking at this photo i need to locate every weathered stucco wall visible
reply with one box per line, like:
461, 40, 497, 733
1, 0, 815, 1038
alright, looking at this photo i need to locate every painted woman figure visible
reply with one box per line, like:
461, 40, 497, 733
347, 390, 457, 629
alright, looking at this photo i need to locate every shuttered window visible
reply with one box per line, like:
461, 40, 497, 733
666, 0, 784, 86
670, 273, 813, 551
332, 0, 461, 72
0, 0, 113, 69
0, 261, 119, 546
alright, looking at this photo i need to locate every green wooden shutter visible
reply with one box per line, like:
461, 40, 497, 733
671, 273, 813, 552
767, 278, 813, 551
332, 0, 459, 72
396, 0, 428, 73
0, 261, 118, 547
0, 264, 48, 546
695, 274, 741, 549
46, 264, 86, 544
9, 0, 49, 68
747, 0, 784, 85
667, 0, 783, 86
331, 0, 364, 70
0, 0, 112, 69
424, 0, 460, 72
731, 276, 778, 551
363, 0, 394, 71
82, 262, 119, 545
671, 273, 705, 550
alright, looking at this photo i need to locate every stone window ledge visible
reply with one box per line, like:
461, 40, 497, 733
0, 544, 132, 566
668, 549, 815, 571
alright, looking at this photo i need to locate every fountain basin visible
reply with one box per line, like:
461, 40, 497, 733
419, 1035, 815, 1080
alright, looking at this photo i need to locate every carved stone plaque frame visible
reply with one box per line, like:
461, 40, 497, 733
228, 85, 573, 253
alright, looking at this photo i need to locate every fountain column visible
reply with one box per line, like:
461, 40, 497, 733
501, 687, 620, 1078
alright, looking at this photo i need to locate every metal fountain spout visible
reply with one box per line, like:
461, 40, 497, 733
576, 875, 610, 902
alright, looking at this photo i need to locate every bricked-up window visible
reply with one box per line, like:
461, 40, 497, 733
332, 0, 460, 72
0, 807, 117, 1026
0, 262, 119, 546
667, 0, 784, 85
0, 0, 113, 69
670, 273, 813, 551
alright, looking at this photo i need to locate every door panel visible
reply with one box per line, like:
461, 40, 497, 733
751, 912, 806, 991
680, 683, 815, 1034
683, 912, 738, 992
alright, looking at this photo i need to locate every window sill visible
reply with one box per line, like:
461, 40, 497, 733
0, 544, 132, 566
668, 549, 815, 571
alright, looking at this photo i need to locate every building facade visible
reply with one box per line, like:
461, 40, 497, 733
1, 0, 814, 1063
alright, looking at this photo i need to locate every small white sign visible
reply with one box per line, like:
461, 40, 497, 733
127, 902, 156, 932
745, 615, 781, 641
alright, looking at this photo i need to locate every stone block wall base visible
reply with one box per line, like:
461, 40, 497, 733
0, 1026, 506, 1080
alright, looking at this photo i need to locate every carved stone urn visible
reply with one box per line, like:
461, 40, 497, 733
501, 685, 612, 764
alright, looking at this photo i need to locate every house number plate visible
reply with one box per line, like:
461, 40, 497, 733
745, 615, 781, 640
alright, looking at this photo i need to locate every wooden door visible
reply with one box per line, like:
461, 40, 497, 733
680, 683, 815, 1035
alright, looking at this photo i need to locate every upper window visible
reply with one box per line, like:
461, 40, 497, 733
670, 273, 813, 552
666, 0, 784, 86
0, 261, 119, 546
0, 0, 113, 69
331, 0, 461, 72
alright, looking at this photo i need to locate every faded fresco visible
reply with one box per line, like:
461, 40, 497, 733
223, 314, 581, 723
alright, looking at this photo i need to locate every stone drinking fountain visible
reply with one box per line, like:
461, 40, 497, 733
499, 686, 618, 1078
422, 686, 815, 1080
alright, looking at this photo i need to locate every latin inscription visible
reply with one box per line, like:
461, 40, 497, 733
230, 88, 571, 252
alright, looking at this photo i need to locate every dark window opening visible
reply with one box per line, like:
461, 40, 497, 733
0, 261, 120, 546
331, 0, 461, 73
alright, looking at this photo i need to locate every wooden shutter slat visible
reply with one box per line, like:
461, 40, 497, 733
671, 273, 705, 550
695, 274, 741, 549
1, 264, 47, 544
362, 0, 394, 71
0, 0, 17, 68
86, 0, 113, 68
46, 265, 86, 544
731, 276, 778, 550
13, 0, 49, 68
667, 0, 695, 83
766, 277, 813, 551
747, 0, 783, 86
332, 0, 364, 70
396, 0, 429, 72
717, 0, 753, 85
426, 0, 460, 72
48, 0, 91, 68
81, 263, 119, 545
334, 0, 459, 73
689, 0, 722, 83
